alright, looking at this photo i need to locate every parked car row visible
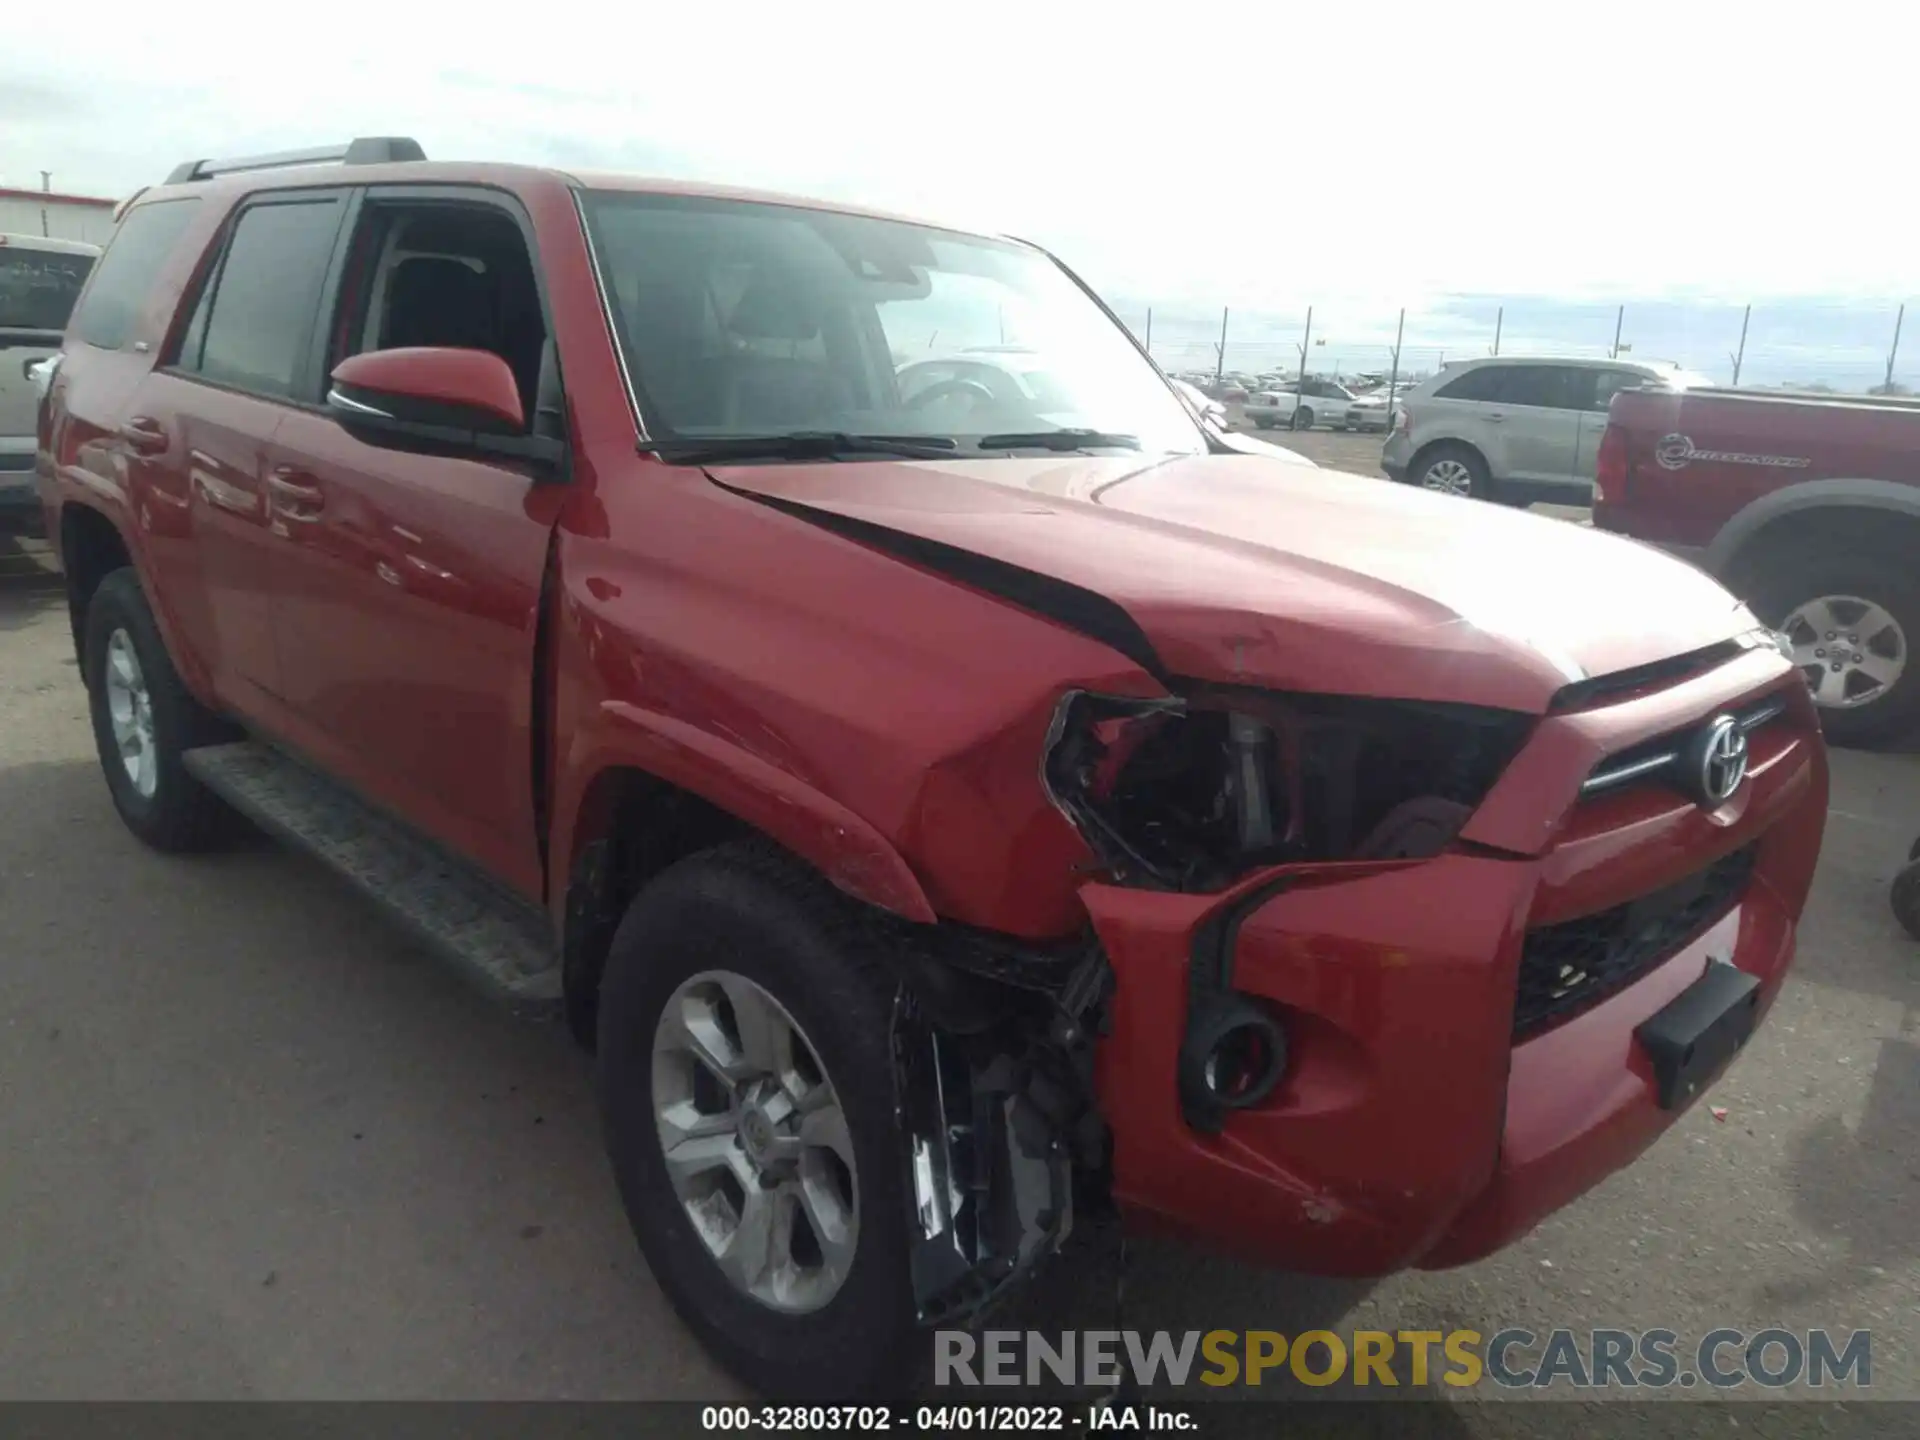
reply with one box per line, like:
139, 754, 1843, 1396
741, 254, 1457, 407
1380, 356, 1705, 504
1245, 377, 1392, 433
1370, 353, 1917, 746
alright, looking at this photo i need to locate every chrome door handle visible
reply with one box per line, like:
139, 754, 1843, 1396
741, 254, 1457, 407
266, 467, 325, 520
118, 417, 168, 454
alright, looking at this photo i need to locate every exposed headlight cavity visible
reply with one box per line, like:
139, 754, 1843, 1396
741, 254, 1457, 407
1042, 685, 1535, 891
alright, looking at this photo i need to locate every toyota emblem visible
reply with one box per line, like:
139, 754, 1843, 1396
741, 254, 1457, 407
1689, 714, 1750, 808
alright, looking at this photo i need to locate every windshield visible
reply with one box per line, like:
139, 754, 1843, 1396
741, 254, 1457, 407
580, 191, 1204, 457
0, 245, 96, 332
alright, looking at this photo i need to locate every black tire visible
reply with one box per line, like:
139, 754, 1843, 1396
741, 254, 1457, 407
1292, 407, 1315, 431
1893, 860, 1920, 942
1747, 553, 1920, 748
1253, 417, 1273, 430
1410, 443, 1492, 501
83, 567, 238, 851
595, 843, 917, 1400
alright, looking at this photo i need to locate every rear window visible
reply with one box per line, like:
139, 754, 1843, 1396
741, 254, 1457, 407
183, 196, 344, 398
70, 198, 202, 351
0, 244, 96, 332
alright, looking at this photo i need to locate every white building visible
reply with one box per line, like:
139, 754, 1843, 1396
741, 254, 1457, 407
0, 187, 118, 246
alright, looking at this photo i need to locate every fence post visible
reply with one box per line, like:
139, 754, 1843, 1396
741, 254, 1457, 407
1731, 304, 1750, 386
1388, 307, 1405, 414
1144, 307, 1153, 355
1214, 307, 1229, 383
1492, 305, 1502, 357
1610, 304, 1625, 359
1296, 306, 1314, 392
1886, 303, 1905, 393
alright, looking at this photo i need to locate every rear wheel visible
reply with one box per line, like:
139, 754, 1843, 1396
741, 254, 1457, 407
83, 568, 237, 851
1254, 416, 1273, 430
1291, 407, 1315, 431
595, 844, 917, 1399
1411, 444, 1490, 501
1750, 554, 1920, 747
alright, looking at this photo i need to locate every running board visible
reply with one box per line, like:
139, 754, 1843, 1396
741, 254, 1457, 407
182, 741, 562, 1013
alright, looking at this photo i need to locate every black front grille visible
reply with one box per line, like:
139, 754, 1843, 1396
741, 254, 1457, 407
1513, 846, 1757, 1040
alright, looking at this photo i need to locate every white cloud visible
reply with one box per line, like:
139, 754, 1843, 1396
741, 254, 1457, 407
4, 0, 1917, 310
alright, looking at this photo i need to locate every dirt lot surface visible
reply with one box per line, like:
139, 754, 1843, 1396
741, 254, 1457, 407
1, 525, 1916, 1425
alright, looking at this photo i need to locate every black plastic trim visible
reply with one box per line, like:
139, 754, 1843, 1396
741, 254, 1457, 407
1179, 873, 1297, 1133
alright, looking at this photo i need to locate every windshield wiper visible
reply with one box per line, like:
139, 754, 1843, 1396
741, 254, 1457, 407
977, 428, 1141, 452
638, 431, 959, 463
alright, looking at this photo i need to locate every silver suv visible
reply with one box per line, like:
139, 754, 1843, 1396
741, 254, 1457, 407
2, 233, 99, 532
1381, 356, 1710, 505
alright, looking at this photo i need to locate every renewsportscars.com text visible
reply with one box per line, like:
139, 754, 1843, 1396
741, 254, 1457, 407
934, 1328, 1872, 1390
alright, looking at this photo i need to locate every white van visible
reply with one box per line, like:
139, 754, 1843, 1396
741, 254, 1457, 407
2, 233, 100, 530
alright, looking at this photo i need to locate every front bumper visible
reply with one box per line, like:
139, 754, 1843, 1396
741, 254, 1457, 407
1079, 658, 1827, 1275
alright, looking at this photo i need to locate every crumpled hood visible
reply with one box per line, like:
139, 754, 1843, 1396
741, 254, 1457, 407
707, 452, 1757, 713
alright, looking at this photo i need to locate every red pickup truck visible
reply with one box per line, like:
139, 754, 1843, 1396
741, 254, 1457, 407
38, 138, 1827, 1398
1595, 385, 1920, 744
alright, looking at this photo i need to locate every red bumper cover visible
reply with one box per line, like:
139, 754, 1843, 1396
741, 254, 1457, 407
1081, 661, 1827, 1275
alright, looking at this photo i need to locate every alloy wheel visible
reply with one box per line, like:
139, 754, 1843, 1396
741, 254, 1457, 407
1780, 594, 1908, 710
651, 970, 859, 1314
1421, 458, 1474, 497
103, 628, 159, 799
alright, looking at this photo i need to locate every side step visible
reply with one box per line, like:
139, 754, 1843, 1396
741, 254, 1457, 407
183, 741, 562, 1013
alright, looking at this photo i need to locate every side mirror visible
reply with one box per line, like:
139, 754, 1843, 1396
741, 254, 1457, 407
328, 347, 526, 436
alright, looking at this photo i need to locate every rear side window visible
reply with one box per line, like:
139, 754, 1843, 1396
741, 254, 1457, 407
1437, 364, 1582, 408
1498, 365, 1582, 409
179, 196, 344, 399
68, 198, 201, 351
1432, 366, 1508, 403
1585, 369, 1647, 411
0, 245, 96, 331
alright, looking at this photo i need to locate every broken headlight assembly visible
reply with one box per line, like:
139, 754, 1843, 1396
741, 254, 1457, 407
1043, 684, 1536, 1135
1041, 685, 1536, 892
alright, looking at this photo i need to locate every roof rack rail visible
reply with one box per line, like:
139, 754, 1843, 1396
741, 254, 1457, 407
164, 137, 426, 186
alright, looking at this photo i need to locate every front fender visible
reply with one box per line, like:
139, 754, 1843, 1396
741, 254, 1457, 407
554, 698, 938, 925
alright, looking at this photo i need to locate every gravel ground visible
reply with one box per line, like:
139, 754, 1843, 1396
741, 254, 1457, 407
0, 527, 1915, 1426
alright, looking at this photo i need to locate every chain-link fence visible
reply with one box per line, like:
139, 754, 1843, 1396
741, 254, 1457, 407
1120, 300, 1914, 398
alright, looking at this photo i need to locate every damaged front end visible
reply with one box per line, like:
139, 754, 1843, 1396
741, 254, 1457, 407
887, 681, 1532, 1322
1041, 685, 1534, 890
1042, 683, 1534, 1135
891, 941, 1110, 1324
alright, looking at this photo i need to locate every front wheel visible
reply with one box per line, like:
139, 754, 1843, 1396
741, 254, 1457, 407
83, 568, 237, 851
595, 844, 917, 1399
1751, 554, 1920, 747
1291, 407, 1315, 431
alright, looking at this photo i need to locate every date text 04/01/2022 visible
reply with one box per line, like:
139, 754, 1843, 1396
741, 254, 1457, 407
699, 1404, 1198, 1432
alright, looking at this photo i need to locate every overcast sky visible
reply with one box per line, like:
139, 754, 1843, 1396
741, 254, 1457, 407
5, 0, 1916, 329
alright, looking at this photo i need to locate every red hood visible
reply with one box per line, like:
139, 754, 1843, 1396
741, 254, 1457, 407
708, 453, 1758, 713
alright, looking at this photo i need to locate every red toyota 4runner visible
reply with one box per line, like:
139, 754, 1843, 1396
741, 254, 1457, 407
39, 139, 1828, 1398
1595, 383, 1920, 745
